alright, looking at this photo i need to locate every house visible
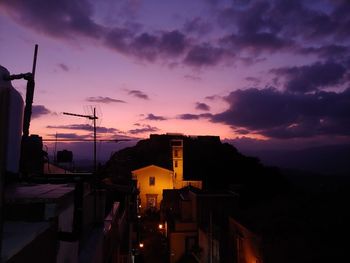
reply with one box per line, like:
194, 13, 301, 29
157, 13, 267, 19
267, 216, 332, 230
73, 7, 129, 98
162, 187, 200, 263
161, 186, 241, 263
132, 165, 174, 212
132, 137, 202, 213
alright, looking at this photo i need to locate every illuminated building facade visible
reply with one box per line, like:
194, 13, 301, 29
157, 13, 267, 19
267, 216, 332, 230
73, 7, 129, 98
132, 137, 202, 213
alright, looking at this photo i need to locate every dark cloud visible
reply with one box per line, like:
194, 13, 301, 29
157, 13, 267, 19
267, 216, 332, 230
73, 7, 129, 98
47, 124, 119, 133
184, 44, 227, 67
144, 114, 167, 121
2, 1, 189, 64
177, 114, 200, 120
104, 27, 132, 53
129, 32, 158, 61
47, 133, 90, 139
234, 129, 250, 135
216, 0, 350, 58
58, 63, 69, 72
128, 90, 149, 100
299, 45, 350, 60
183, 17, 212, 35
86, 96, 126, 104
184, 74, 201, 81
2, 0, 350, 69
221, 32, 292, 54
0, 0, 104, 39
128, 124, 159, 135
272, 61, 347, 93
106, 29, 187, 62
245, 76, 261, 85
211, 87, 350, 138
159, 30, 186, 56
205, 95, 222, 101
195, 102, 210, 111
32, 105, 51, 119
177, 113, 212, 120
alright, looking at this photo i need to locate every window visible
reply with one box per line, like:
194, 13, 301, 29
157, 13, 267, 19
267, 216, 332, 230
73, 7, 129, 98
149, 176, 155, 186
175, 160, 178, 167
174, 150, 178, 157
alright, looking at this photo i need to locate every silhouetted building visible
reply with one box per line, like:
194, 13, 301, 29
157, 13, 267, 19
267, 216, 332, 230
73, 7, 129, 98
161, 186, 246, 263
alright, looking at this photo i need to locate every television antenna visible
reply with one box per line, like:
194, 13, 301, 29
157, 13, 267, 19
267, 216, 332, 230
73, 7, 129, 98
63, 108, 98, 174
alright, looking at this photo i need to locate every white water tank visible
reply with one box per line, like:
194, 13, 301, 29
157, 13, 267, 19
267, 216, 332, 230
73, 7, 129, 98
0, 65, 24, 174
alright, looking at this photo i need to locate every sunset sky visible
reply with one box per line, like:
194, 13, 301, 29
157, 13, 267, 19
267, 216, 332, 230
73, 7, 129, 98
1, 0, 350, 160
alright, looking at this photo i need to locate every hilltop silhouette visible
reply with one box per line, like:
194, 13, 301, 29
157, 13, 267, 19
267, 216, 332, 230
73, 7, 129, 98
101, 134, 288, 204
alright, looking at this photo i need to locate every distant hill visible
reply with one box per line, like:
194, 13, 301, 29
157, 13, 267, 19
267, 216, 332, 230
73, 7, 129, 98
243, 144, 350, 175
101, 134, 288, 202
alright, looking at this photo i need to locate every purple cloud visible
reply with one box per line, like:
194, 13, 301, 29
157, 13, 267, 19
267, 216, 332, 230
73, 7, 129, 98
183, 17, 212, 35
159, 30, 186, 56
145, 114, 167, 121
195, 102, 210, 111
184, 44, 227, 67
221, 32, 292, 54
272, 61, 347, 93
299, 45, 349, 60
58, 63, 69, 72
2, 0, 350, 69
211, 87, 350, 138
47, 124, 119, 133
106, 29, 187, 62
47, 133, 90, 140
205, 95, 222, 101
184, 74, 201, 81
128, 124, 159, 135
0, 0, 104, 39
32, 105, 51, 119
127, 90, 149, 100
177, 113, 212, 120
86, 96, 126, 104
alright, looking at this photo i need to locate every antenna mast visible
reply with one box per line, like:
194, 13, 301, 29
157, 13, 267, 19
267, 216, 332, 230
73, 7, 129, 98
63, 110, 98, 174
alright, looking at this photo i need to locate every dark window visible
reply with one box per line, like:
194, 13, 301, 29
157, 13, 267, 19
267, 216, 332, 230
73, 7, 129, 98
174, 150, 178, 157
175, 160, 178, 167
149, 176, 155, 186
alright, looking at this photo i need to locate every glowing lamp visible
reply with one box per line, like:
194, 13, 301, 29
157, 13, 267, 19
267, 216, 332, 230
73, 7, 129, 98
158, 224, 163, 229
139, 243, 144, 248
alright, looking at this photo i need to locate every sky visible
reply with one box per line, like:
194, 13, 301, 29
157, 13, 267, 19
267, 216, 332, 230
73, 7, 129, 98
1, 0, 350, 161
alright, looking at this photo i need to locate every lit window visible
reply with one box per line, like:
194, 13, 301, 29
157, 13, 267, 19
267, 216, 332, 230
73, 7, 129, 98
149, 177, 155, 186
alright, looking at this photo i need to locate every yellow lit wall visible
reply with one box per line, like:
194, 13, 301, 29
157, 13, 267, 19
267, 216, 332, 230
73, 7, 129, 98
171, 139, 184, 185
132, 165, 174, 212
